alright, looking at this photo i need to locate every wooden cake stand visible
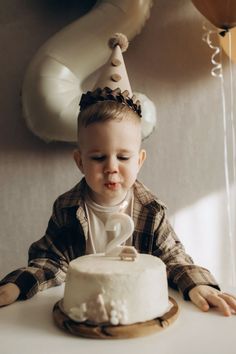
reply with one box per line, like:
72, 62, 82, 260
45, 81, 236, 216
53, 297, 179, 339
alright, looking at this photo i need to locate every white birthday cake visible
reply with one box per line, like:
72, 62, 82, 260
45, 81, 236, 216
62, 252, 170, 325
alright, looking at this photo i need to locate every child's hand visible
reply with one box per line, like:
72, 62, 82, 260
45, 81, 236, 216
189, 285, 236, 316
0, 283, 20, 307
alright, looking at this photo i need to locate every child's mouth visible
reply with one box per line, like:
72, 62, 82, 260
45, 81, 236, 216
104, 182, 120, 190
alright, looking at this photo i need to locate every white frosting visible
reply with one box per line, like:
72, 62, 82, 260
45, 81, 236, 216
63, 254, 170, 325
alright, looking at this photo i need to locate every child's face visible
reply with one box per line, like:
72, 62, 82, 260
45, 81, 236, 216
74, 118, 146, 206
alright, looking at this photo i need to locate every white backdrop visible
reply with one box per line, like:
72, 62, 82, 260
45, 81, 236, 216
0, 0, 235, 287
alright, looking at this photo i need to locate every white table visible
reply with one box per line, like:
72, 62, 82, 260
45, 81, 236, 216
0, 285, 235, 354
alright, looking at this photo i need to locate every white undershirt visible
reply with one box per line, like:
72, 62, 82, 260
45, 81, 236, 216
84, 190, 133, 254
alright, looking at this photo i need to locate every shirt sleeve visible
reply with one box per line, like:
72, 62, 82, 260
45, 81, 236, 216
153, 207, 220, 299
0, 200, 85, 300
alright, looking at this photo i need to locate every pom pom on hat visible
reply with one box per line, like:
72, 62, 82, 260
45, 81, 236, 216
108, 33, 129, 53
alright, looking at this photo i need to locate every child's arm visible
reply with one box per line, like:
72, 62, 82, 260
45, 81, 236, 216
0, 197, 86, 303
189, 285, 236, 316
153, 210, 220, 295
152, 207, 230, 311
153, 209, 236, 315
0, 283, 20, 306
0, 226, 69, 302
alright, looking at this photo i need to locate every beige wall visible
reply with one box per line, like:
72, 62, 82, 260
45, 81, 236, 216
0, 0, 235, 284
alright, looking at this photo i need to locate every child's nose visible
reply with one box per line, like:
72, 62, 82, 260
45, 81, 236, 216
104, 157, 118, 174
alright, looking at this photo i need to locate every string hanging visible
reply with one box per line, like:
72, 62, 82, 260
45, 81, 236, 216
202, 24, 236, 286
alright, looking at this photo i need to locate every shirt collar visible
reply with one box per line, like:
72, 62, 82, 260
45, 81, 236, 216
133, 180, 167, 210
57, 178, 167, 211
57, 177, 88, 209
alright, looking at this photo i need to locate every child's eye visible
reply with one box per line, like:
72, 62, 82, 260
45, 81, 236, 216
118, 156, 130, 161
91, 156, 106, 161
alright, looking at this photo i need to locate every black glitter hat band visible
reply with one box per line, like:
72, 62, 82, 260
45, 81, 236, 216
79, 87, 142, 118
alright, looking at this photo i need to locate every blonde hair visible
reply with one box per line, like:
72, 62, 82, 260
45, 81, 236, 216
78, 100, 140, 127
77, 101, 141, 146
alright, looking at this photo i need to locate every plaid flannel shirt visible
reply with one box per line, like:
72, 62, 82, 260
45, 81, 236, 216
0, 178, 220, 300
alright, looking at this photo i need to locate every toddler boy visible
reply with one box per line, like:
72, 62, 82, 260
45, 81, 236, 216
0, 34, 236, 316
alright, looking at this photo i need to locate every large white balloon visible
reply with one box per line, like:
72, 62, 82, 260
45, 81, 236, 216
22, 0, 155, 143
